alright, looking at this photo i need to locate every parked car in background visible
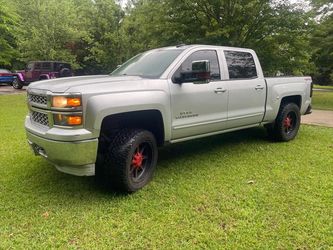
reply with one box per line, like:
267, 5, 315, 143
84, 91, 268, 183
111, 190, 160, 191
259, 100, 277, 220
0, 69, 18, 86
13, 61, 72, 89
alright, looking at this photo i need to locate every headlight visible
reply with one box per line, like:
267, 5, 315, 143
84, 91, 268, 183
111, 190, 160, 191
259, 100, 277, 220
52, 95, 81, 108
53, 114, 83, 126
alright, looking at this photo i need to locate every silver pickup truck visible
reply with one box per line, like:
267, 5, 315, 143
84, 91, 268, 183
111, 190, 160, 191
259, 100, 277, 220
25, 45, 313, 192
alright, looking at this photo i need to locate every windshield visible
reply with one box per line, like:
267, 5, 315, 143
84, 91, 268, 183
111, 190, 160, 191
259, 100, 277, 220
111, 49, 185, 78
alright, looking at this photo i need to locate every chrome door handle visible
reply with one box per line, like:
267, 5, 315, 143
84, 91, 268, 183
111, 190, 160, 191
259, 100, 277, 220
255, 85, 264, 90
214, 88, 227, 93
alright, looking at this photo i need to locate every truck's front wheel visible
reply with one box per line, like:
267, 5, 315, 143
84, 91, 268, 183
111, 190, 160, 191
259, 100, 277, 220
98, 129, 158, 192
266, 103, 301, 142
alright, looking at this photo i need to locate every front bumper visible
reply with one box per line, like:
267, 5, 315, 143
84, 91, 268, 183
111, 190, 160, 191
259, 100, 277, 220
26, 117, 98, 176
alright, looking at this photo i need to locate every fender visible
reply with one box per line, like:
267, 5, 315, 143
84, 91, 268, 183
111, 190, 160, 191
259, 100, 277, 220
264, 81, 309, 122
15, 72, 25, 82
84, 90, 171, 141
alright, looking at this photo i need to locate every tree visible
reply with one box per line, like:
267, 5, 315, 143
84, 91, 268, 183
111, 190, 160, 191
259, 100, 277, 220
0, 0, 19, 67
83, 0, 125, 73
311, 15, 333, 85
121, 0, 314, 76
14, 0, 90, 69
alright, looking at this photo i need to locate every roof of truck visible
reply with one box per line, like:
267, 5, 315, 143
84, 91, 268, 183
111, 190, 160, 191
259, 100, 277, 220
158, 44, 255, 53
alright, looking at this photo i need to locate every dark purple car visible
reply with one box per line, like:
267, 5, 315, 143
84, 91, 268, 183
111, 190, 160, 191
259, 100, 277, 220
13, 61, 72, 89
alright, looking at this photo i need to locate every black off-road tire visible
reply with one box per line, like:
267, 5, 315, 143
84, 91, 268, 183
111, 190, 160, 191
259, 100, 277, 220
12, 78, 23, 89
97, 129, 158, 193
266, 103, 301, 142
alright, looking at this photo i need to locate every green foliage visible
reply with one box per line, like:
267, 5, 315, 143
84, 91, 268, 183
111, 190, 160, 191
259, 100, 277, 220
83, 0, 125, 73
0, 0, 19, 67
311, 15, 333, 85
14, 0, 91, 69
121, 0, 314, 76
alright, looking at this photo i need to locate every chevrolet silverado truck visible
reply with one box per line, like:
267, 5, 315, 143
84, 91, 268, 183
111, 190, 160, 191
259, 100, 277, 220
25, 45, 313, 192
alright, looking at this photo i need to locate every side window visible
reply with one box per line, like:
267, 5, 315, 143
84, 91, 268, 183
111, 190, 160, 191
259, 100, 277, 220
173, 50, 221, 82
224, 51, 257, 79
34, 63, 41, 70
42, 62, 51, 71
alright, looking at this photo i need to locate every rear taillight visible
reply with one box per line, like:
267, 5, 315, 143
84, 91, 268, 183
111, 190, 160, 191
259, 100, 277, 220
310, 82, 313, 97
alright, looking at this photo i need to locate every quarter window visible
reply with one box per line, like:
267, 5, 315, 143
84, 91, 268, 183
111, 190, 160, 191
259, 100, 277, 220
173, 50, 221, 82
224, 51, 257, 79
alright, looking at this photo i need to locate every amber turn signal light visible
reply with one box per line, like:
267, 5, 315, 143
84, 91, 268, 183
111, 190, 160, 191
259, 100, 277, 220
67, 116, 82, 126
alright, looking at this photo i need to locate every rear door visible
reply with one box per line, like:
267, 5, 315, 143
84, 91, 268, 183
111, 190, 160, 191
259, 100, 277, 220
223, 50, 266, 128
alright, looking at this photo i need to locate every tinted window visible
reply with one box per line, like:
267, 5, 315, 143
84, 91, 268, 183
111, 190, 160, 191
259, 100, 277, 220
111, 49, 184, 78
224, 51, 257, 79
173, 50, 220, 82
34, 63, 41, 70
42, 62, 51, 70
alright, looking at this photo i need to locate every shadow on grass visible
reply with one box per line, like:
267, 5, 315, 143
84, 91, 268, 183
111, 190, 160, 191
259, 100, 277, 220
158, 127, 268, 166
22, 127, 269, 200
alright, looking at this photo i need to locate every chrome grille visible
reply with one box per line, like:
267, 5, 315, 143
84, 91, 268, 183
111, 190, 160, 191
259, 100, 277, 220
29, 94, 47, 105
31, 111, 49, 127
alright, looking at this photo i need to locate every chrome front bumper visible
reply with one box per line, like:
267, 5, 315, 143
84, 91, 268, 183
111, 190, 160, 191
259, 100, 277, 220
26, 116, 98, 176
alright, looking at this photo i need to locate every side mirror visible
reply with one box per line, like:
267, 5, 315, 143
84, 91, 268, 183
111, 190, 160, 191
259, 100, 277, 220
174, 60, 211, 84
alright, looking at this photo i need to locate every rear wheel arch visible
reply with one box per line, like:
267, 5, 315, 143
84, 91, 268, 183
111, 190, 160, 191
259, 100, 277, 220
279, 95, 302, 110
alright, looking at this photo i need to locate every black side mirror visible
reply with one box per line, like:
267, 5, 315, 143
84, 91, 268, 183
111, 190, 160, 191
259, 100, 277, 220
174, 60, 211, 84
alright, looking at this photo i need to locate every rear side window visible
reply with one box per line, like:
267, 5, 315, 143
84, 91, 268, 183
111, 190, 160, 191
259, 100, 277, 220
42, 62, 51, 70
224, 51, 257, 79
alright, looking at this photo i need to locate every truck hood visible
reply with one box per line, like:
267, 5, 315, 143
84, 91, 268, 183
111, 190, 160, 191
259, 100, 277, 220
28, 75, 145, 93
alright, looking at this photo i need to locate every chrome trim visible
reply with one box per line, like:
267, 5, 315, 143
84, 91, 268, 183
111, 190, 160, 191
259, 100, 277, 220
27, 131, 98, 176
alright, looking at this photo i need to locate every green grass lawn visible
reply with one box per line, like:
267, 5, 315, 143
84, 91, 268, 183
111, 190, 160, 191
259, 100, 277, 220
314, 84, 333, 90
312, 90, 333, 110
1, 94, 333, 249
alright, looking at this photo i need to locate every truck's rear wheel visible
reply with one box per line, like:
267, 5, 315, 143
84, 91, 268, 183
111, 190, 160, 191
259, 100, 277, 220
266, 103, 301, 141
98, 129, 158, 192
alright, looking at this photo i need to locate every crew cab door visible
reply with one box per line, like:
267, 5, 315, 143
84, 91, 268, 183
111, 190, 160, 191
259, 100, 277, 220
169, 49, 228, 140
222, 50, 266, 128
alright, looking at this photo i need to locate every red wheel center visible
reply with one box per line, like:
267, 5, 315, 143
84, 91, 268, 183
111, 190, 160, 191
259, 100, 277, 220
284, 116, 292, 129
132, 152, 144, 168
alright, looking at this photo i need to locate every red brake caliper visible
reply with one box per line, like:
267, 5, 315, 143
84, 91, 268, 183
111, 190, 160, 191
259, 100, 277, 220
284, 115, 292, 130
132, 150, 144, 169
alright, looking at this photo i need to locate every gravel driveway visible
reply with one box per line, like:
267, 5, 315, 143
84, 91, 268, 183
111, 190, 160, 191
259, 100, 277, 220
0, 85, 27, 95
302, 110, 333, 128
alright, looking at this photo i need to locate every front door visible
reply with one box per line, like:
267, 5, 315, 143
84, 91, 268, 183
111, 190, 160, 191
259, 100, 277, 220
169, 49, 228, 140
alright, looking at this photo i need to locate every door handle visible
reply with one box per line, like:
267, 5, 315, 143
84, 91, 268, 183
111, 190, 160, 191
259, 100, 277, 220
255, 85, 264, 90
214, 88, 227, 93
